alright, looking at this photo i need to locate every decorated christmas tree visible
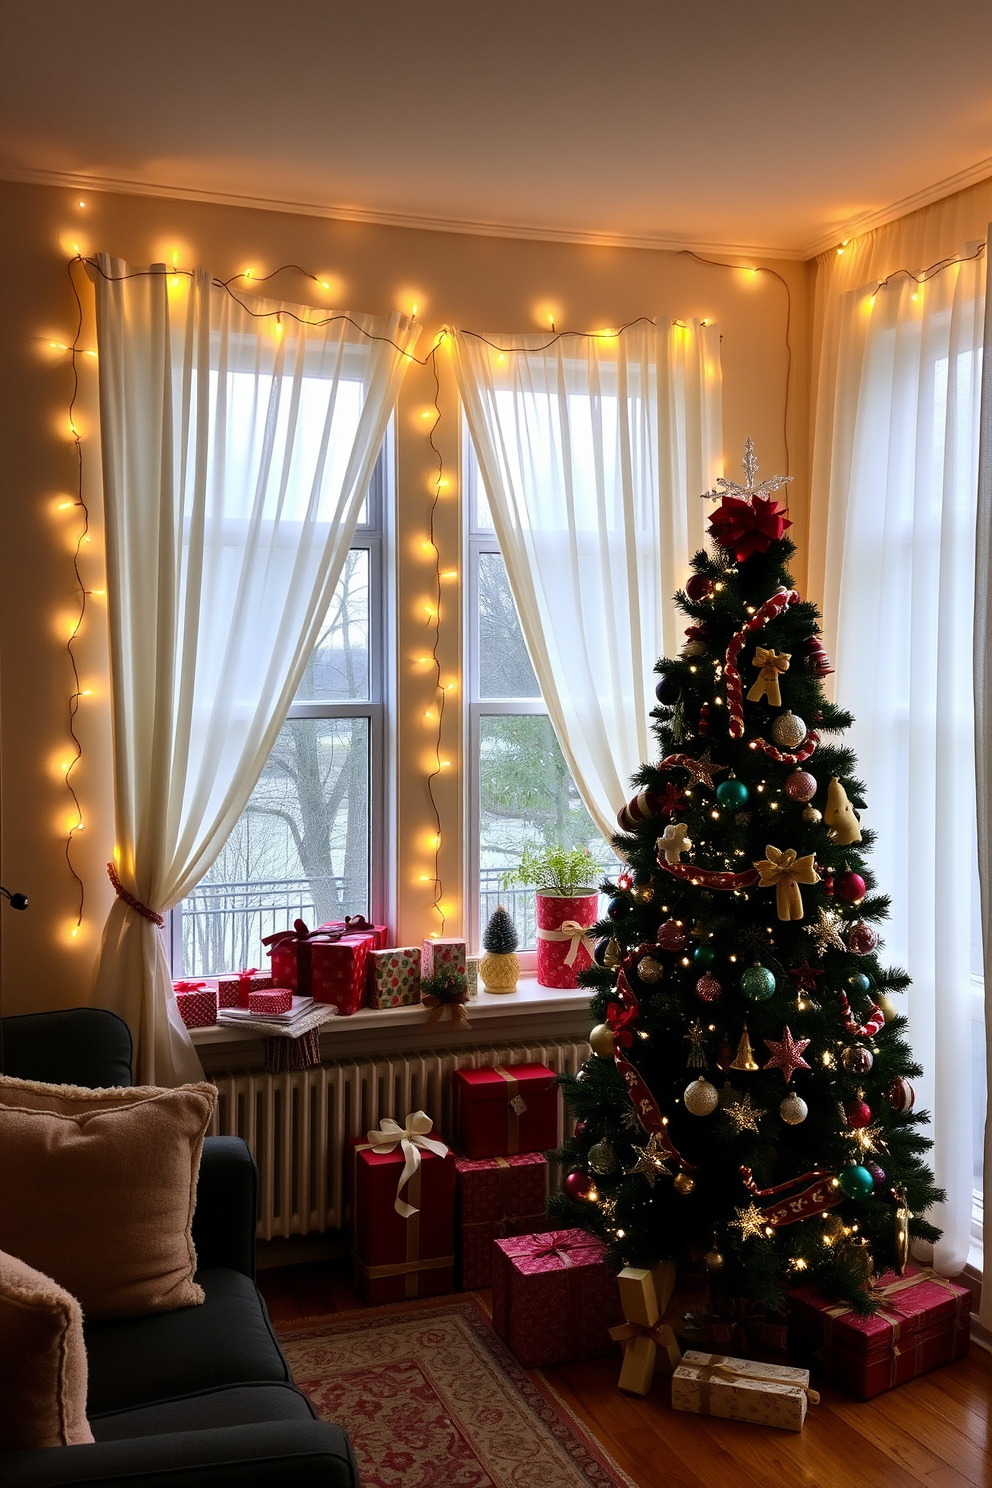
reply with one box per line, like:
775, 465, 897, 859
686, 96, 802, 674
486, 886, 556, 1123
551, 440, 942, 1311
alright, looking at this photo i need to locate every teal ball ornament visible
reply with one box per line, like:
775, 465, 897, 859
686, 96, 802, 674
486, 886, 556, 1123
741, 964, 776, 1001
693, 943, 717, 969
838, 1165, 874, 1200
847, 972, 871, 995
716, 778, 749, 810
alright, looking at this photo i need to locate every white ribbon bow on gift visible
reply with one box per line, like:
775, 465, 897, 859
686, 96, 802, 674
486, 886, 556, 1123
365, 1111, 449, 1218
535, 920, 597, 968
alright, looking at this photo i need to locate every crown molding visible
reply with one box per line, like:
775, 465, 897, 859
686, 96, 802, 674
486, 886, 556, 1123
0, 163, 807, 262
801, 153, 992, 258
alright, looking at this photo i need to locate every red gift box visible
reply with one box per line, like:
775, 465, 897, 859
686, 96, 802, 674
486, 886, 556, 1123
216, 968, 272, 1009
452, 1063, 559, 1159
492, 1228, 622, 1367
350, 1124, 456, 1305
248, 987, 292, 1015
317, 915, 388, 951
263, 920, 372, 1013
787, 1265, 971, 1399
456, 1153, 548, 1290
173, 982, 218, 1029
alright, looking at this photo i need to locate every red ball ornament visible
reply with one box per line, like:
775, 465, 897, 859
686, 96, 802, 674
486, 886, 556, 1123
685, 573, 714, 602
846, 1099, 872, 1129
836, 870, 867, 903
656, 920, 688, 952
889, 1077, 915, 1113
564, 1170, 596, 1202
784, 770, 817, 803
695, 973, 722, 1003
574, 1119, 592, 1143
848, 920, 880, 955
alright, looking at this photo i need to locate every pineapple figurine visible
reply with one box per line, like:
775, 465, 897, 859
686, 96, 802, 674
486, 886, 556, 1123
479, 905, 520, 994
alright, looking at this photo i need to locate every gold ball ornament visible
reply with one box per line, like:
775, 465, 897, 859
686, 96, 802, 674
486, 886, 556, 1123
704, 1246, 725, 1271
635, 955, 663, 984
683, 1077, 719, 1116
673, 1171, 695, 1195
779, 1092, 808, 1125
802, 806, 822, 823
771, 712, 807, 749
878, 993, 898, 1023
589, 1023, 616, 1058
588, 1138, 616, 1175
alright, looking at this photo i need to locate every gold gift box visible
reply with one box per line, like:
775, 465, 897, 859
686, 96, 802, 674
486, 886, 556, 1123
671, 1349, 817, 1431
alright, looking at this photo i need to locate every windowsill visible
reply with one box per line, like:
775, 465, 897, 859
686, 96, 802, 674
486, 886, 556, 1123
189, 977, 593, 1071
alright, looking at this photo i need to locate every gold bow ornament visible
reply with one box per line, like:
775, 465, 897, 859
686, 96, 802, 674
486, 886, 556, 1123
753, 844, 819, 921
535, 919, 597, 968
364, 1111, 449, 1218
747, 648, 791, 707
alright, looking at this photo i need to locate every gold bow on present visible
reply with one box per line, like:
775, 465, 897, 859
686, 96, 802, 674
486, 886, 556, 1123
747, 648, 791, 707
753, 844, 819, 921
364, 1112, 449, 1218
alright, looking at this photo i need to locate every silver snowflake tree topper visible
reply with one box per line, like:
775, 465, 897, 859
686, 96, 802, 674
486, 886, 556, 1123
701, 437, 793, 507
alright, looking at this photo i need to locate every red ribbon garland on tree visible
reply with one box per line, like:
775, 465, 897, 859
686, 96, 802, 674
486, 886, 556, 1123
739, 1165, 844, 1228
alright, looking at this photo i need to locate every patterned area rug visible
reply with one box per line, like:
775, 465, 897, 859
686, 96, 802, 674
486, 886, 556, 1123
279, 1297, 636, 1488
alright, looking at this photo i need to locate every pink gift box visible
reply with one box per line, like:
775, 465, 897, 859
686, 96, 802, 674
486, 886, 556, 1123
318, 916, 388, 951
492, 1227, 622, 1367
456, 1153, 548, 1290
173, 983, 218, 1030
422, 937, 466, 979
216, 968, 272, 1009
368, 946, 422, 1009
249, 987, 292, 1015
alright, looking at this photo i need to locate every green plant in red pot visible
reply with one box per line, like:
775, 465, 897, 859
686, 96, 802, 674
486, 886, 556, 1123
503, 846, 600, 989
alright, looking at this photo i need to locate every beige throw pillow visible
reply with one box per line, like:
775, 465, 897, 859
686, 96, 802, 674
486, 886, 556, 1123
0, 1076, 216, 1320
0, 1249, 94, 1449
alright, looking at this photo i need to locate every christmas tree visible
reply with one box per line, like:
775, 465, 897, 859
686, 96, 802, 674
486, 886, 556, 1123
551, 440, 941, 1312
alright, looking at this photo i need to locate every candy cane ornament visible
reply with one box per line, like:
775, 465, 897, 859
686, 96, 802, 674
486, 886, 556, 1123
725, 589, 802, 740
837, 990, 885, 1038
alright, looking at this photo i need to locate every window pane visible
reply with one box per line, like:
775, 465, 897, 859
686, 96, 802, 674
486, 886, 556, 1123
479, 714, 615, 948
296, 549, 370, 702
183, 717, 369, 975
479, 552, 540, 698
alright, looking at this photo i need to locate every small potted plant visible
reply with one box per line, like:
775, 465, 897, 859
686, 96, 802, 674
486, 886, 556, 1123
502, 845, 600, 989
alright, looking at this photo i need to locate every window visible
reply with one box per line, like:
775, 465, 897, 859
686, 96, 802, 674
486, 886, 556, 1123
465, 441, 616, 954
175, 448, 389, 976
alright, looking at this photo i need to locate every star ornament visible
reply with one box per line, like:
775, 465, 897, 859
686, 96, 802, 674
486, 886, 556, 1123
789, 961, 824, 993
762, 1027, 811, 1085
701, 438, 794, 508
730, 1202, 767, 1242
682, 750, 728, 793
805, 908, 846, 957
626, 1133, 673, 1187
724, 1092, 766, 1135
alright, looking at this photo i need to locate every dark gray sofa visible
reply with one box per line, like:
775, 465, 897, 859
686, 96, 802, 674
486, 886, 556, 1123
0, 1008, 359, 1488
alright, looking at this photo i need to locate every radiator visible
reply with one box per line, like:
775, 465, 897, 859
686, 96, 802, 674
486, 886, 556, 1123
209, 1037, 590, 1241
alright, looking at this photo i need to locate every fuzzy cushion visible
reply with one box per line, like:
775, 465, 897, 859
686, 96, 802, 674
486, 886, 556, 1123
0, 1076, 216, 1320
0, 1249, 94, 1448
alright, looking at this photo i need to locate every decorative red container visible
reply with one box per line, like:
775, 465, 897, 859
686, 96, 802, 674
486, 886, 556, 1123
350, 1136, 456, 1305
787, 1265, 971, 1399
456, 1152, 548, 1290
216, 969, 272, 1009
535, 891, 598, 988
492, 1228, 622, 1367
173, 983, 218, 1029
317, 916, 389, 951
248, 987, 292, 1015
452, 1063, 559, 1159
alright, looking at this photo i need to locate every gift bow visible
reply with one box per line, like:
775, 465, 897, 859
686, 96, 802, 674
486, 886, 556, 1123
262, 919, 347, 951
422, 994, 471, 1029
535, 920, 596, 967
174, 980, 208, 993
365, 1111, 449, 1218
606, 1000, 640, 1049
693, 1356, 819, 1405
753, 844, 819, 921
747, 647, 791, 707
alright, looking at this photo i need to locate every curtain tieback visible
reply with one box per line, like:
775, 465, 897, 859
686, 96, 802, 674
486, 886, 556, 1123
106, 862, 164, 927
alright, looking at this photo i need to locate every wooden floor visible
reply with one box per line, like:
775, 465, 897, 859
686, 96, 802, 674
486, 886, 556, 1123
259, 1261, 991, 1488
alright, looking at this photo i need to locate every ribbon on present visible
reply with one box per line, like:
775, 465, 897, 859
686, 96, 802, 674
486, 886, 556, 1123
747, 647, 791, 707
691, 1354, 819, 1410
535, 920, 597, 968
236, 966, 260, 1008
362, 1111, 449, 1219
687, 1298, 789, 1360
752, 845, 819, 921
262, 919, 352, 996
174, 980, 208, 993
422, 993, 471, 1028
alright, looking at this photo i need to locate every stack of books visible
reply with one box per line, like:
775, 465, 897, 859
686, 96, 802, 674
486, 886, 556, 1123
217, 995, 337, 1039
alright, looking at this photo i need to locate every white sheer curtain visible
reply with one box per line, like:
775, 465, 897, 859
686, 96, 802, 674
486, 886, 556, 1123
89, 258, 418, 1083
974, 226, 992, 1331
810, 247, 985, 1278
452, 321, 722, 839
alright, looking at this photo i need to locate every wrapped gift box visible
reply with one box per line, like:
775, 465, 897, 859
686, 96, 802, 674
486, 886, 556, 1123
422, 937, 467, 979
264, 921, 372, 1013
248, 987, 292, 1015
672, 1350, 814, 1431
456, 1152, 548, 1290
787, 1265, 971, 1399
318, 915, 388, 951
173, 983, 218, 1030
350, 1131, 456, 1305
492, 1228, 622, 1368
216, 968, 272, 1009
368, 946, 422, 1009
452, 1063, 558, 1159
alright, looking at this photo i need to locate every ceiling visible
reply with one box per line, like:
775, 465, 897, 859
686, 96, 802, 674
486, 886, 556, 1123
3, 1, 992, 258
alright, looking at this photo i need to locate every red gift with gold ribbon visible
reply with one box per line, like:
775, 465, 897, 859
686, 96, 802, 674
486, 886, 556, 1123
350, 1114, 456, 1306
492, 1228, 623, 1368
451, 1063, 558, 1160
455, 1152, 548, 1290
787, 1264, 971, 1398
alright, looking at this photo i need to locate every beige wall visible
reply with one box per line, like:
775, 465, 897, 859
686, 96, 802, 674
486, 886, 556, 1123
0, 179, 811, 1013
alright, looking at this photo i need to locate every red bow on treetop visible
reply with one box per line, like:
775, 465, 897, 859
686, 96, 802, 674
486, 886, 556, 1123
606, 1000, 640, 1048
708, 496, 792, 563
